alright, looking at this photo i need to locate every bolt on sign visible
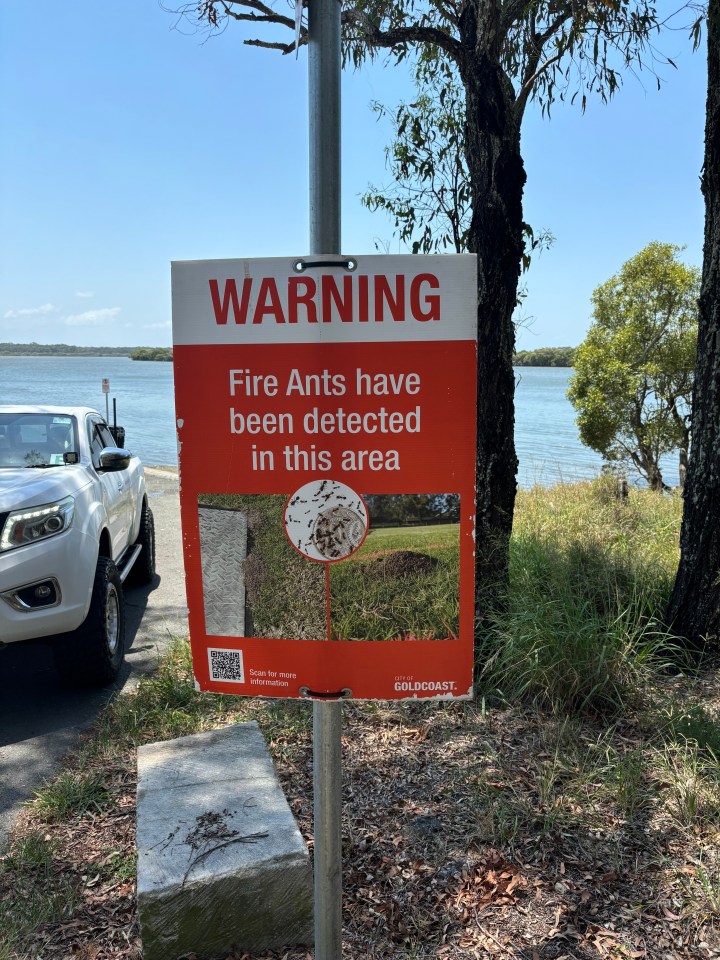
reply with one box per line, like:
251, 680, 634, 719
172, 254, 477, 701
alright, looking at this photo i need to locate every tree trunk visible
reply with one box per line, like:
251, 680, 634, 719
667, 0, 720, 647
459, 3, 526, 624
646, 460, 665, 492
678, 447, 688, 491
629, 402, 666, 489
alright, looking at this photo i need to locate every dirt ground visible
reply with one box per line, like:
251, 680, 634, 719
6, 668, 720, 960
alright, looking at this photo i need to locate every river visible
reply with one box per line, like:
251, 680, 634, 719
0, 356, 680, 488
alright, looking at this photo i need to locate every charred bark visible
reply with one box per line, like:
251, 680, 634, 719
667, 0, 720, 648
459, 3, 526, 621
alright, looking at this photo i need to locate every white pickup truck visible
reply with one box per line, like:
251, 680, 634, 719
0, 405, 155, 686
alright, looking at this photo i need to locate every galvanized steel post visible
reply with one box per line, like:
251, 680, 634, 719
313, 697, 343, 958
308, 0, 343, 956
309, 0, 341, 255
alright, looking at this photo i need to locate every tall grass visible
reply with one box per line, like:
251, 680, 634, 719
481, 476, 683, 715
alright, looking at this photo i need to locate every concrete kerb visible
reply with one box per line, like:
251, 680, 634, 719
136, 722, 313, 960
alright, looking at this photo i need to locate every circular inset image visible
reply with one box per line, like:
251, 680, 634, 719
284, 480, 368, 562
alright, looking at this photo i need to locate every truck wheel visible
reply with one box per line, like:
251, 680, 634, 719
55, 558, 125, 686
129, 504, 156, 586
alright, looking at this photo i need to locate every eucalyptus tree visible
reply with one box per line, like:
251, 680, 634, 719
181, 0, 679, 619
360, 64, 552, 287
361, 67, 471, 255
668, 0, 720, 649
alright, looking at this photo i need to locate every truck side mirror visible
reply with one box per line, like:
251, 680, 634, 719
99, 448, 131, 472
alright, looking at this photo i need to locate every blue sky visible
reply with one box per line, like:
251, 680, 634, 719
0, 1, 707, 350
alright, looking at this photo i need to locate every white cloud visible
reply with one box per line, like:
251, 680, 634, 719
75, 291, 94, 299
143, 321, 171, 330
3, 303, 57, 320
65, 307, 122, 327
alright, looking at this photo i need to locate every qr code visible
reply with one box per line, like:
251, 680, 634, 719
208, 647, 245, 683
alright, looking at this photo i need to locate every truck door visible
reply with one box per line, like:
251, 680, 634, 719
88, 416, 132, 558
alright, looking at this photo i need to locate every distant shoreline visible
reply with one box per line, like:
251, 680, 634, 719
0, 344, 173, 361
0, 343, 573, 367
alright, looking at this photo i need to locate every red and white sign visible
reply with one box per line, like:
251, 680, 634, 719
172, 254, 477, 701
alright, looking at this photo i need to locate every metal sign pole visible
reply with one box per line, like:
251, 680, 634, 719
308, 0, 343, 958
102, 378, 110, 423
313, 698, 342, 958
309, 0, 341, 256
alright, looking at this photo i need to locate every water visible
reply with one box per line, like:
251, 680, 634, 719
0, 356, 680, 488
515, 367, 604, 487
515, 367, 680, 488
0, 356, 176, 467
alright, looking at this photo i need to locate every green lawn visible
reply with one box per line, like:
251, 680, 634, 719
329, 522, 460, 640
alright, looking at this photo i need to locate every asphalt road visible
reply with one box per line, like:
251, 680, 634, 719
0, 468, 188, 844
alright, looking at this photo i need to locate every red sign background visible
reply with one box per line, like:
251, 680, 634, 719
173, 257, 477, 701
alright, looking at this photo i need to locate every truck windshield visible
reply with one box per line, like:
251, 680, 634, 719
0, 414, 78, 468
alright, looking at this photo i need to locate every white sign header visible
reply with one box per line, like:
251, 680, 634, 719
171, 254, 477, 346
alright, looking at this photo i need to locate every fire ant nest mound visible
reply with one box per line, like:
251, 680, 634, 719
362, 550, 438, 578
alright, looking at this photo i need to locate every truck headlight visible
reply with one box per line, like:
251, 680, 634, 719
0, 496, 75, 552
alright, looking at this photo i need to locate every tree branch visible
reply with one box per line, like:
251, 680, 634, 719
518, 49, 563, 100
341, 10, 462, 61
212, 0, 305, 51
245, 36, 306, 51
220, 0, 295, 29
515, 13, 568, 117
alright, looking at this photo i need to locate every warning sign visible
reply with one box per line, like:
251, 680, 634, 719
172, 254, 477, 701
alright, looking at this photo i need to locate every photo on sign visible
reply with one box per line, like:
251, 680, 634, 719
284, 479, 368, 561
197, 491, 460, 643
197, 494, 326, 640
329, 494, 461, 641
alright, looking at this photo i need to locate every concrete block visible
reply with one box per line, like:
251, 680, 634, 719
136, 722, 313, 960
